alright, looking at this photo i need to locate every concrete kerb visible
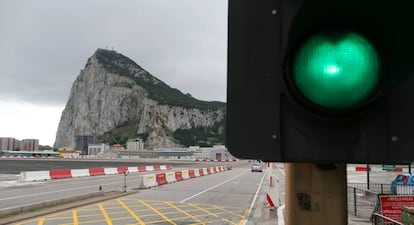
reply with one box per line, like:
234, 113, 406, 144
0, 190, 138, 225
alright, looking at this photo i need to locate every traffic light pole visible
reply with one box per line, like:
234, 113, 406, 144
285, 163, 347, 225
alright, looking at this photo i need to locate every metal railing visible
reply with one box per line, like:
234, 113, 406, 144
348, 183, 414, 224
371, 213, 402, 225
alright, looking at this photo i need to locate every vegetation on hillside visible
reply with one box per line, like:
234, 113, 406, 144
95, 49, 225, 111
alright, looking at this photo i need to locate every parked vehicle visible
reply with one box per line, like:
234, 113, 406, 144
391, 174, 414, 194
251, 163, 263, 172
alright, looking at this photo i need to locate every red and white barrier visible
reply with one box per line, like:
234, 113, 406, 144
141, 174, 157, 188
138, 165, 229, 189
182, 170, 190, 180
71, 169, 89, 177
166, 171, 177, 183
19, 164, 172, 182
348, 165, 404, 173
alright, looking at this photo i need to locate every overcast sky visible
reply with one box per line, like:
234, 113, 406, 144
0, 0, 228, 146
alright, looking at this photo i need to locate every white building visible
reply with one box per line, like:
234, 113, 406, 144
88, 143, 109, 155
126, 138, 144, 151
193, 145, 235, 161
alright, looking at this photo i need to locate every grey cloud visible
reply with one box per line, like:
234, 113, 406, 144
0, 0, 227, 105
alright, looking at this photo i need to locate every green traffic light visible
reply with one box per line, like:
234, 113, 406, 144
292, 31, 380, 109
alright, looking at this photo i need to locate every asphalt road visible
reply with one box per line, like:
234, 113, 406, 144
4, 161, 267, 225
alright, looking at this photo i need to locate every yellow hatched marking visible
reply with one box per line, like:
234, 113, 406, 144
188, 203, 218, 218
223, 218, 239, 225
139, 200, 177, 225
37, 217, 46, 225
238, 208, 248, 225
117, 199, 145, 225
212, 206, 245, 218
99, 203, 113, 225
165, 202, 206, 225
73, 210, 79, 225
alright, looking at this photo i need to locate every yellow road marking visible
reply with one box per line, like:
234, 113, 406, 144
139, 200, 177, 225
213, 205, 245, 218
73, 210, 79, 225
223, 218, 239, 225
165, 201, 206, 225
37, 217, 46, 225
99, 203, 113, 225
117, 199, 145, 225
188, 203, 218, 218
238, 208, 248, 225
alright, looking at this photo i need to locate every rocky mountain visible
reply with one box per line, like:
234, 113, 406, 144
54, 49, 226, 149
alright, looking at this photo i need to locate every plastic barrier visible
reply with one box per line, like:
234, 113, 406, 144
154, 165, 161, 171
104, 168, 118, 175
182, 170, 190, 180
71, 169, 89, 177
199, 168, 204, 176
138, 166, 147, 172
202, 168, 208, 175
19, 171, 50, 181
213, 167, 218, 173
160, 165, 167, 170
166, 165, 172, 170
216, 166, 221, 172
175, 171, 183, 181
156, 173, 168, 185
146, 166, 154, 172
50, 169, 72, 179
117, 167, 129, 174
89, 168, 105, 176
128, 167, 138, 173
194, 169, 200, 177
207, 167, 211, 174
189, 169, 196, 178
140, 174, 157, 188
166, 172, 177, 183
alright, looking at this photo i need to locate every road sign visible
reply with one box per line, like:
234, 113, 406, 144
380, 195, 414, 222
383, 164, 396, 171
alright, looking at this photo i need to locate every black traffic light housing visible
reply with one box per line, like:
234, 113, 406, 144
227, 0, 414, 163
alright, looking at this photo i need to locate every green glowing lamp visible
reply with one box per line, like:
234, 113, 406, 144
292, 31, 380, 109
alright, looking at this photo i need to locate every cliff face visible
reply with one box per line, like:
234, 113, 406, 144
54, 49, 225, 149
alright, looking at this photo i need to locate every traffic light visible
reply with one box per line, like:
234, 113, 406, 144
226, 0, 414, 163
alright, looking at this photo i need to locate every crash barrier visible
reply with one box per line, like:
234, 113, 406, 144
19, 164, 172, 182
195, 159, 239, 162
141, 174, 158, 188
71, 169, 89, 177
156, 173, 168, 185
182, 170, 190, 180
49, 169, 72, 179
166, 172, 177, 183
175, 171, 183, 181
138, 165, 228, 189
19, 170, 50, 181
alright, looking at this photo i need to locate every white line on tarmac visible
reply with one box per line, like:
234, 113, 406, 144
277, 164, 285, 176
0, 181, 120, 201
242, 169, 267, 225
179, 171, 248, 203
278, 204, 285, 225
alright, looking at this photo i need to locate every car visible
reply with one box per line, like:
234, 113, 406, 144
251, 163, 263, 172
391, 174, 414, 194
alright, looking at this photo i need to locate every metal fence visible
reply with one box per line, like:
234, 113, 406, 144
371, 213, 403, 225
347, 183, 411, 225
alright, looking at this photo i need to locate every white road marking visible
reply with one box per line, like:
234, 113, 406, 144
179, 171, 248, 203
242, 169, 267, 225
278, 204, 285, 225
